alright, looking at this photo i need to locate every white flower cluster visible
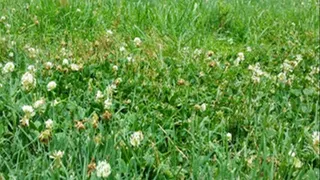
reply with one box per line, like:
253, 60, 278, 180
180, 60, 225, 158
95, 83, 118, 109
96, 160, 111, 178
47, 81, 57, 91
226, 133, 232, 142
277, 57, 301, 85
70, 63, 80, 71
20, 105, 36, 126
104, 99, 112, 110
2, 62, 15, 73
45, 62, 54, 69
248, 63, 269, 83
45, 119, 53, 129
130, 131, 144, 147
127, 56, 134, 63
21, 72, 36, 90
50, 150, 64, 160
281, 59, 299, 73
95, 90, 104, 102
34, 98, 46, 109
277, 72, 287, 84
60, 59, 82, 71
27, 65, 36, 72
134, 37, 142, 46
119, 46, 126, 52
234, 52, 245, 66
26, 46, 39, 58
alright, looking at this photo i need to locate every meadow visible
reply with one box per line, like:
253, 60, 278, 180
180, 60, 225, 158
0, 0, 319, 179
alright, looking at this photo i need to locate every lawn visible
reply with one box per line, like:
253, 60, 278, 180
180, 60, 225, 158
0, 0, 319, 179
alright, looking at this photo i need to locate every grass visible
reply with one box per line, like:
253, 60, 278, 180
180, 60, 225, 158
0, 0, 319, 179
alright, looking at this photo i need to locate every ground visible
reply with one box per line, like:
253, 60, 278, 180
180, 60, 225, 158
0, 0, 319, 179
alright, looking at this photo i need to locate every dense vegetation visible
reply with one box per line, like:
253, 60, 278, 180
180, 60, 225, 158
0, 0, 319, 179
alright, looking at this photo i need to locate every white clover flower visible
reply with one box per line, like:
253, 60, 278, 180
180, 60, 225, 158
20, 117, 30, 127
127, 56, 134, 62
47, 81, 57, 91
234, 52, 245, 66
22, 105, 35, 117
70, 63, 80, 71
27, 65, 36, 72
105, 84, 116, 97
277, 72, 287, 84
133, 37, 142, 46
21, 72, 36, 90
2, 62, 15, 73
106, 30, 113, 36
62, 59, 69, 65
22, 105, 33, 114
27, 47, 39, 58
119, 46, 126, 52
28, 47, 35, 53
226, 133, 232, 142
248, 63, 269, 83
95, 90, 104, 101
111, 84, 117, 89
104, 99, 112, 109
45, 62, 54, 69
45, 119, 53, 129
112, 65, 118, 72
248, 63, 264, 76
33, 98, 45, 109
96, 160, 111, 178
238, 52, 245, 61
281, 60, 296, 72
0, 16, 6, 21
130, 131, 144, 147
50, 150, 64, 160
8, 52, 14, 57
246, 46, 252, 52
200, 103, 206, 112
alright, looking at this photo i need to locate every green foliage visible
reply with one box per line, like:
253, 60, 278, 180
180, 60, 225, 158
0, 0, 319, 179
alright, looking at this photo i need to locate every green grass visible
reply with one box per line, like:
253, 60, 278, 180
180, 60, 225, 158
0, 0, 319, 179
